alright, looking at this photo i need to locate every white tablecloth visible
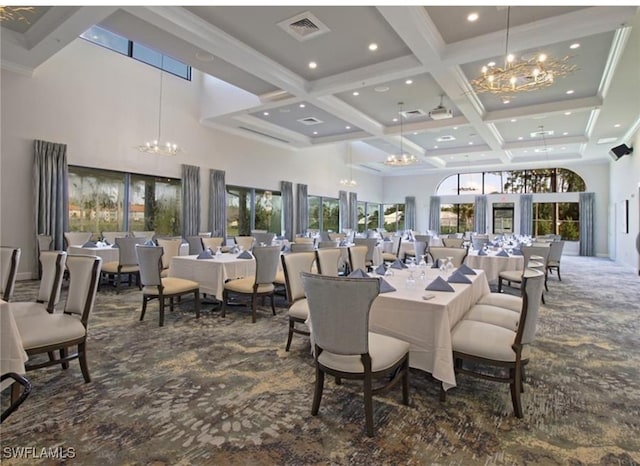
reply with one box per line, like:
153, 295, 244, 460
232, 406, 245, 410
1, 300, 28, 390
464, 250, 524, 283
69, 243, 189, 263
169, 254, 256, 299
368, 268, 490, 390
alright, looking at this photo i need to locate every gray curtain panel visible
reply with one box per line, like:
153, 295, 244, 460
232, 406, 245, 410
474, 195, 487, 233
296, 183, 308, 236
339, 190, 348, 233
519, 194, 533, 236
181, 164, 200, 237
405, 196, 416, 231
208, 169, 226, 239
281, 181, 293, 240
34, 139, 69, 270
348, 192, 358, 230
428, 196, 441, 233
579, 192, 595, 256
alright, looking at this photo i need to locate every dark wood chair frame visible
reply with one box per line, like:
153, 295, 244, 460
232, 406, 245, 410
281, 253, 314, 351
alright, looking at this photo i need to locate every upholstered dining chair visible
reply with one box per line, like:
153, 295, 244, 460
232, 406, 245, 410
63, 232, 92, 249
136, 245, 200, 327
36, 235, 53, 279
186, 236, 204, 255
221, 245, 280, 323
131, 230, 156, 242
327, 232, 346, 242
428, 246, 468, 267
291, 242, 316, 253
301, 272, 410, 437
100, 237, 145, 293
0, 246, 21, 301
442, 237, 464, 248
1, 372, 31, 423
234, 236, 256, 252
471, 235, 490, 251
315, 248, 342, 276
381, 236, 402, 263
498, 246, 551, 300
14, 254, 102, 384
546, 240, 565, 281
202, 237, 225, 253
281, 251, 317, 351
443, 268, 545, 418
101, 231, 128, 245
347, 245, 368, 273
156, 238, 182, 278
293, 237, 315, 245
353, 238, 378, 271
252, 231, 275, 246
403, 235, 430, 262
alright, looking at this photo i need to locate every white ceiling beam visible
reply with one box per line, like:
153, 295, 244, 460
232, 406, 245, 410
485, 96, 603, 122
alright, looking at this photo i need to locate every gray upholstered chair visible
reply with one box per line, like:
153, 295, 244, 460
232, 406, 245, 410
317, 240, 338, 249
0, 246, 21, 301
14, 254, 102, 384
252, 231, 275, 246
471, 235, 490, 251
291, 242, 316, 253
221, 245, 280, 323
156, 238, 182, 278
428, 246, 468, 267
36, 235, 53, 279
136, 245, 200, 327
347, 245, 367, 273
498, 246, 551, 299
315, 248, 342, 277
353, 238, 378, 270
293, 237, 315, 245
281, 251, 317, 351
63, 232, 93, 249
442, 237, 464, 248
443, 268, 545, 418
546, 240, 565, 281
186, 236, 204, 255
404, 236, 430, 262
381, 236, 402, 263
301, 272, 410, 437
6, 251, 66, 318
327, 232, 346, 242
101, 231, 128, 245
202, 237, 225, 253
100, 237, 145, 293
131, 230, 156, 242
234, 236, 255, 252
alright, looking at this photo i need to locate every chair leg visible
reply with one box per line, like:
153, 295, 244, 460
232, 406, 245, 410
439, 384, 446, 402
541, 292, 546, 305
498, 276, 503, 293
402, 360, 410, 406
60, 348, 69, 370
140, 296, 148, 321
159, 297, 165, 327
115, 272, 120, 294
170, 297, 174, 313
251, 293, 257, 323
335, 376, 342, 385
557, 267, 562, 281
363, 372, 374, 437
221, 290, 228, 318
194, 290, 200, 319
78, 341, 91, 383
271, 293, 276, 316
285, 319, 294, 352
311, 365, 324, 416
510, 366, 523, 418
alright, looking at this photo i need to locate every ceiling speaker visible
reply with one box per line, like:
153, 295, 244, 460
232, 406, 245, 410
609, 143, 633, 161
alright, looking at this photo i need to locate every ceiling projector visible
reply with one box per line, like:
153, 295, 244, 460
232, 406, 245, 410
429, 106, 453, 120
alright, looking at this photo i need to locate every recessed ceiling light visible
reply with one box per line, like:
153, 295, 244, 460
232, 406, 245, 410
450, 156, 454, 160
563, 132, 569, 136
481, 154, 485, 157
510, 119, 517, 122
503, 99, 510, 104
345, 126, 351, 130
561, 147, 566, 150
570, 43, 580, 49
566, 89, 574, 95
405, 79, 413, 85
453, 127, 458, 130
564, 111, 572, 115
352, 91, 359, 96
434, 145, 439, 149
413, 132, 418, 135
487, 61, 496, 67
299, 103, 306, 108
374, 86, 389, 93
392, 118, 398, 122
263, 112, 269, 116
614, 123, 621, 128
468, 141, 473, 145
308, 61, 317, 69
467, 12, 479, 22
518, 136, 523, 140
313, 131, 318, 135
524, 150, 528, 153
368, 43, 378, 51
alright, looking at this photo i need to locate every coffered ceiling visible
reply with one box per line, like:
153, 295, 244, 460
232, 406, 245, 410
2, 5, 639, 175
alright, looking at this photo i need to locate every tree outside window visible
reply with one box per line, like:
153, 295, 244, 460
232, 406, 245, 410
440, 203, 474, 234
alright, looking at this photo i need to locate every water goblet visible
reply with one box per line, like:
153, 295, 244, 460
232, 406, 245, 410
406, 270, 416, 289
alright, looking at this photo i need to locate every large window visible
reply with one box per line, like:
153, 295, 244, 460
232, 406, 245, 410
437, 168, 586, 195
440, 203, 474, 234
307, 196, 340, 232
226, 186, 282, 237
533, 202, 580, 240
356, 201, 381, 233
382, 204, 405, 232
68, 167, 181, 238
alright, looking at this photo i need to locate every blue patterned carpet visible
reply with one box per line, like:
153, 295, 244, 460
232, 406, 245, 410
1, 256, 639, 465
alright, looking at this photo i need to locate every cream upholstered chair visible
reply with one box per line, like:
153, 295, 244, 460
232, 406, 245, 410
294, 237, 315, 245
156, 238, 182, 278
132, 231, 156, 242
347, 245, 367, 273
381, 236, 402, 263
442, 237, 464, 248
327, 232, 346, 242
317, 240, 338, 249
252, 231, 275, 246
202, 237, 224, 252
36, 235, 53, 279
301, 273, 410, 437
63, 232, 92, 248
234, 236, 255, 252
428, 246, 468, 267
7, 251, 67, 319
498, 245, 550, 298
0, 246, 21, 301
221, 245, 280, 323
186, 236, 204, 255
1, 372, 31, 423
471, 235, 490, 251
403, 235, 430, 262
15, 254, 102, 384
136, 245, 200, 327
353, 238, 378, 270
443, 269, 545, 418
291, 242, 315, 253
315, 248, 342, 277
281, 251, 316, 351
101, 231, 128, 245
100, 237, 145, 293
546, 240, 565, 281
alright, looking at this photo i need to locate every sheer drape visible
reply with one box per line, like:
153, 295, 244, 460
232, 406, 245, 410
405, 196, 416, 231
281, 181, 293, 240
579, 192, 595, 256
296, 183, 308, 236
339, 190, 348, 233
428, 196, 441, 233
34, 139, 68, 271
349, 192, 358, 231
181, 164, 200, 237
474, 195, 487, 233
208, 169, 226, 238
519, 194, 533, 236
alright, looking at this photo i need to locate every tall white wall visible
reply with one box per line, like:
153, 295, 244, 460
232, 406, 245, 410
0, 38, 382, 278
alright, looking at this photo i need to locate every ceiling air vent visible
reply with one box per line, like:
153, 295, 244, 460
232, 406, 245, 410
530, 129, 554, 138
297, 117, 323, 126
436, 135, 456, 142
400, 109, 427, 119
277, 12, 330, 42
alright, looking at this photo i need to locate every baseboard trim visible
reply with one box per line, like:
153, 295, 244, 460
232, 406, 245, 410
16, 272, 37, 281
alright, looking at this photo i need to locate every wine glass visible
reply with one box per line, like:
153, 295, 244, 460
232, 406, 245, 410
445, 256, 455, 274
215, 246, 222, 258
384, 262, 394, 277
439, 258, 448, 274
406, 270, 416, 289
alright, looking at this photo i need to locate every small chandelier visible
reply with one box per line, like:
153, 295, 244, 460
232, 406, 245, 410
0, 6, 35, 22
384, 102, 417, 167
340, 142, 358, 187
137, 67, 180, 156
470, 6, 576, 101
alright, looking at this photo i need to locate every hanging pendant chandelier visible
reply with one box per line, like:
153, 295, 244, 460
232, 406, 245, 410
384, 102, 417, 167
340, 142, 358, 187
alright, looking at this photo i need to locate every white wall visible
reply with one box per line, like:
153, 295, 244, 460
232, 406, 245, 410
609, 129, 640, 271
0, 38, 382, 278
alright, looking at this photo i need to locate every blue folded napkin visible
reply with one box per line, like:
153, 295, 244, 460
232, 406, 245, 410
448, 271, 472, 284
431, 259, 441, 269
196, 249, 213, 259
144, 239, 156, 246
348, 268, 370, 278
378, 277, 396, 293
390, 259, 407, 270
231, 246, 240, 254
374, 263, 386, 275
425, 276, 455, 292
82, 241, 97, 248
511, 248, 523, 256
478, 249, 488, 256
339, 240, 348, 247
383, 236, 392, 242
111, 243, 119, 248
281, 245, 291, 253
456, 263, 477, 275
276, 235, 285, 240
496, 250, 510, 257
237, 250, 253, 259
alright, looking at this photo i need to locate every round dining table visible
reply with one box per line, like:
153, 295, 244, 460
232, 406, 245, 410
464, 249, 524, 283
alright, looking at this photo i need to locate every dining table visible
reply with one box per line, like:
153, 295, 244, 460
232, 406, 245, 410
68, 243, 189, 262
464, 249, 525, 283
0, 299, 28, 391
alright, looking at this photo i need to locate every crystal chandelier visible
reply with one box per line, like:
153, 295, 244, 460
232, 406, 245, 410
137, 67, 180, 156
470, 6, 576, 101
384, 102, 417, 167
340, 142, 358, 187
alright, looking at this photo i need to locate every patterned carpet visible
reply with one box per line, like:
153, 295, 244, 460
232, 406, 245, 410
1, 256, 639, 465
